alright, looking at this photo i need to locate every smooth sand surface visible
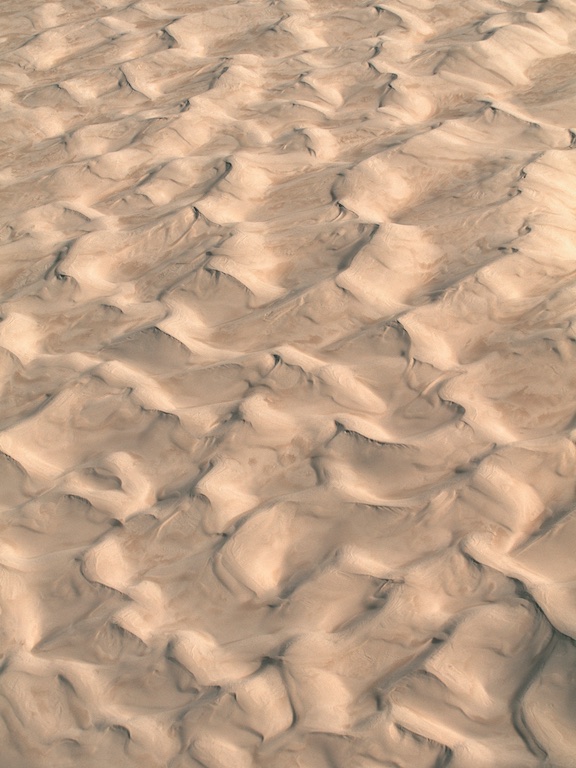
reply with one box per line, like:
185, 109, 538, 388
1, 0, 576, 766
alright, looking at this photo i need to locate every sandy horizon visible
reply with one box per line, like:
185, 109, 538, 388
0, 0, 576, 766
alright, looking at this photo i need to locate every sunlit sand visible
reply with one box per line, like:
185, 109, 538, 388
0, 1, 576, 766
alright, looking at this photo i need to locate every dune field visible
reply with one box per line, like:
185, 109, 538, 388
1, 0, 576, 765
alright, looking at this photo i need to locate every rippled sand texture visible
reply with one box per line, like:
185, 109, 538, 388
1, 0, 576, 766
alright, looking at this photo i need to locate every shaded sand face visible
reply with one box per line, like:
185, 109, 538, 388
1, 0, 576, 766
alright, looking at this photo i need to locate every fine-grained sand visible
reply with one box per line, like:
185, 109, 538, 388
1, 1, 576, 766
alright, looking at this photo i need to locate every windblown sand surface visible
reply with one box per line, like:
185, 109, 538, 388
1, 0, 576, 766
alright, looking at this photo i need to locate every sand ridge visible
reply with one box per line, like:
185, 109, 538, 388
0, 0, 576, 766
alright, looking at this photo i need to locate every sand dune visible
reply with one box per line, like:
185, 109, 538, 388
1, 0, 576, 766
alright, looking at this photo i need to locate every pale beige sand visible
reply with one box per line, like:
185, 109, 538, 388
1, 0, 576, 766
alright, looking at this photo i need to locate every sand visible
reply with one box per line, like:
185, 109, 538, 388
0, 0, 576, 766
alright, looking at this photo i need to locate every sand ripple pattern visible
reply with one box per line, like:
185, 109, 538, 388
1, 0, 576, 766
